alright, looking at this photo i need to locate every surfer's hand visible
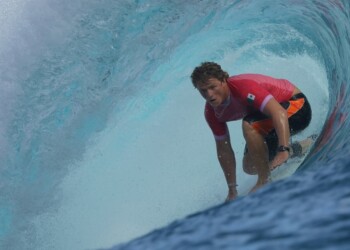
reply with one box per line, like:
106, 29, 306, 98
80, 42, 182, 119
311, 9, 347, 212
269, 151, 289, 170
225, 189, 238, 202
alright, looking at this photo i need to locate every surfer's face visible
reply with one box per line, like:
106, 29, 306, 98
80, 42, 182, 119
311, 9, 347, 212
196, 78, 229, 107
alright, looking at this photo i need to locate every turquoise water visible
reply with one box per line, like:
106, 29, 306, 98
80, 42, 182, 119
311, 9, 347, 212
1, 1, 349, 249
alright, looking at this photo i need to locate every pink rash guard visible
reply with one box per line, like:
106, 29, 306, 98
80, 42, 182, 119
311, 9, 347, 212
205, 74, 295, 140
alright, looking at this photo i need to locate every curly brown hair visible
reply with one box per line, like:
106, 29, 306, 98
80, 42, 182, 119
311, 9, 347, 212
191, 62, 229, 88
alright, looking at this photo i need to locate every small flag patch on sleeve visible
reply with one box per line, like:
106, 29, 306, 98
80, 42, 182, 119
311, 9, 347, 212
247, 93, 255, 104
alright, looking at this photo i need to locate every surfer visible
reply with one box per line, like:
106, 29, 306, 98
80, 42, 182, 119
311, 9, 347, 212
191, 62, 312, 201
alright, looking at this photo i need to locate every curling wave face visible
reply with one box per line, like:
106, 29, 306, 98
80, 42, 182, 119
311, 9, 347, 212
0, 0, 349, 250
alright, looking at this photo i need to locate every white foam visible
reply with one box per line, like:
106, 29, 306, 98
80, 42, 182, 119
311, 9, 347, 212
0, 0, 74, 164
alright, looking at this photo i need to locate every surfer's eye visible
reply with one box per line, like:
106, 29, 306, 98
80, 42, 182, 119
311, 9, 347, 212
199, 88, 208, 95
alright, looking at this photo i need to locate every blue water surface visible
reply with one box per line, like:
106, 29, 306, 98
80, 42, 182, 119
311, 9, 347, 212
0, 0, 349, 249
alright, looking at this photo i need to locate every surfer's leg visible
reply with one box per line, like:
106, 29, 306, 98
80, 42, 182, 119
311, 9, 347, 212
242, 133, 278, 175
243, 94, 313, 175
243, 145, 257, 175
242, 120, 270, 185
242, 132, 313, 171
242, 112, 273, 176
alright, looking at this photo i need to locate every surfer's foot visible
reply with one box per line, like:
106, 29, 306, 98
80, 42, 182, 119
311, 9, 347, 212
249, 178, 270, 193
290, 134, 317, 158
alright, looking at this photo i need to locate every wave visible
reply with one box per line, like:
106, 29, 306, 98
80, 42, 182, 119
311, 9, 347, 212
0, 0, 349, 249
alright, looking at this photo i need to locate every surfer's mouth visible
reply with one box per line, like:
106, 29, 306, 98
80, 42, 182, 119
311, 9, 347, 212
209, 98, 220, 107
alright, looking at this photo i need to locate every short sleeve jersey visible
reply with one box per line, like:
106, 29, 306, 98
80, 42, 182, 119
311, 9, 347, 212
205, 74, 295, 140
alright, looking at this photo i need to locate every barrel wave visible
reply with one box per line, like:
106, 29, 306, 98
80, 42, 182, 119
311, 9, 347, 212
0, 1, 349, 250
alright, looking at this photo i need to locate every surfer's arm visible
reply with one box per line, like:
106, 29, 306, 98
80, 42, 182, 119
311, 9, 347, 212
262, 98, 290, 167
215, 135, 237, 200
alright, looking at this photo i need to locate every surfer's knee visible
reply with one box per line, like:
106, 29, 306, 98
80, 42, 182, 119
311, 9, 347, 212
243, 151, 258, 175
242, 120, 264, 142
242, 120, 254, 137
243, 164, 258, 175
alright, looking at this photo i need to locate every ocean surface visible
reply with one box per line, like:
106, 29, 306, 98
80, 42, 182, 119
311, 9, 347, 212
0, 0, 349, 249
